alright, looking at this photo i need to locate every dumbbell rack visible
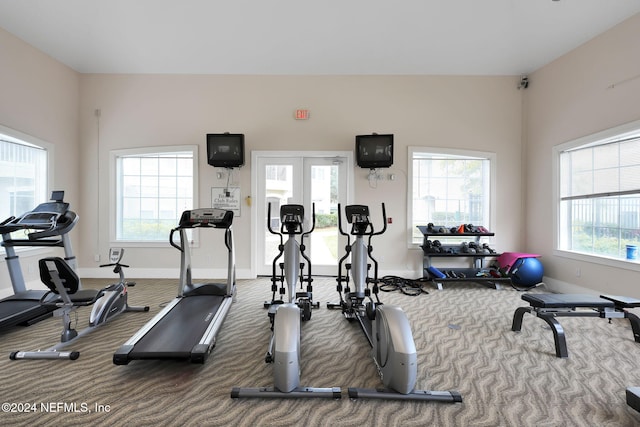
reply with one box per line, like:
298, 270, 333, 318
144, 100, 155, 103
417, 225, 511, 290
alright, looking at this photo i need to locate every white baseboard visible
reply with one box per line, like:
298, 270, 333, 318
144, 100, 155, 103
540, 276, 600, 295
78, 267, 255, 280
77, 267, 416, 281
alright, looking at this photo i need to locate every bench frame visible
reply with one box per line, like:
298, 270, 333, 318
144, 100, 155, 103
512, 293, 640, 358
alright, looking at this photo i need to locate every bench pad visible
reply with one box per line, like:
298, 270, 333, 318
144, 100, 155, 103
522, 293, 614, 309
600, 294, 640, 308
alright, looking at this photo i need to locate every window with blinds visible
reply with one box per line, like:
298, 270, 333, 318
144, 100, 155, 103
0, 129, 48, 221
558, 127, 640, 259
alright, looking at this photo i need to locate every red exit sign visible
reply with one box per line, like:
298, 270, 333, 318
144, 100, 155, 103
294, 109, 310, 120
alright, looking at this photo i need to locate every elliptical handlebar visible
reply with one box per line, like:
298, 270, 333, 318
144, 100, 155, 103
301, 203, 316, 239
266, 203, 278, 236
366, 203, 387, 250
372, 203, 387, 237
337, 203, 348, 238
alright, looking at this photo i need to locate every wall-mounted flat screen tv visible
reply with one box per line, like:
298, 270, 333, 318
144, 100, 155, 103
206, 133, 245, 168
355, 134, 394, 169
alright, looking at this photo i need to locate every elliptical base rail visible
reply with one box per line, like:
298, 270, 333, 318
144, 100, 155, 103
231, 386, 342, 399
347, 387, 462, 402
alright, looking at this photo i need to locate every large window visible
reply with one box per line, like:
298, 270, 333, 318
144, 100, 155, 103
557, 122, 640, 261
408, 147, 494, 245
0, 126, 49, 222
112, 146, 197, 243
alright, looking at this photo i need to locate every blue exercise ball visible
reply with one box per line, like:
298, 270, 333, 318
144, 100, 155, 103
510, 257, 544, 288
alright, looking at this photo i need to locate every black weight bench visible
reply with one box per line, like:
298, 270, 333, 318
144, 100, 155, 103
512, 293, 640, 358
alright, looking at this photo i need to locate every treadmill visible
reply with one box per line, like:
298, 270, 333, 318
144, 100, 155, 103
0, 191, 79, 330
113, 207, 236, 365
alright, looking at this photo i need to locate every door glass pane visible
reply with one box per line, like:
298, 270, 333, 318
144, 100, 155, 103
265, 164, 293, 265
309, 164, 339, 267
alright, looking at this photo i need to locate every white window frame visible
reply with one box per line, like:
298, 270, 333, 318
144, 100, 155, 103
407, 146, 497, 248
0, 124, 54, 255
553, 119, 640, 271
109, 145, 198, 247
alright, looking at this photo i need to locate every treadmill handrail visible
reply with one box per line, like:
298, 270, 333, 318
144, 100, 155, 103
169, 228, 184, 252
113, 208, 236, 365
0, 216, 15, 227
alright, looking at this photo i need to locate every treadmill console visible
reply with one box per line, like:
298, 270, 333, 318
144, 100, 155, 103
0, 191, 74, 235
178, 208, 234, 229
15, 212, 60, 228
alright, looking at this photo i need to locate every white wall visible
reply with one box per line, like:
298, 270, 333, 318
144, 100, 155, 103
524, 13, 640, 297
78, 74, 523, 278
3, 11, 639, 293
0, 28, 80, 293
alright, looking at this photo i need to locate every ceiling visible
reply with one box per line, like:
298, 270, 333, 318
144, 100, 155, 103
0, 0, 639, 76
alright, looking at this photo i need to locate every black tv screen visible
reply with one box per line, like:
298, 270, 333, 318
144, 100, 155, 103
206, 133, 245, 168
355, 134, 394, 169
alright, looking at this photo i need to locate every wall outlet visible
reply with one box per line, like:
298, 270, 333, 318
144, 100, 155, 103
94, 254, 100, 262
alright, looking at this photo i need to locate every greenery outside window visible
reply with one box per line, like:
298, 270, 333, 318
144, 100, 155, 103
408, 147, 494, 246
557, 123, 640, 260
112, 146, 197, 243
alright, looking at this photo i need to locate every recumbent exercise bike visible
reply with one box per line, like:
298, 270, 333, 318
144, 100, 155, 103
11, 248, 149, 360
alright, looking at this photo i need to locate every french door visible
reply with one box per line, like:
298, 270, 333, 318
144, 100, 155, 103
253, 151, 353, 277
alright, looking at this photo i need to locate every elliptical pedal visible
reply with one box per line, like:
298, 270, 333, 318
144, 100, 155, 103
348, 388, 462, 402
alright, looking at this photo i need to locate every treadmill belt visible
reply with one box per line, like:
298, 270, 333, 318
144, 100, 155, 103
0, 292, 55, 330
129, 295, 224, 358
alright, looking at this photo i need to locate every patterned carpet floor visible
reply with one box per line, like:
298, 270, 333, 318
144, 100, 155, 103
0, 277, 639, 426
